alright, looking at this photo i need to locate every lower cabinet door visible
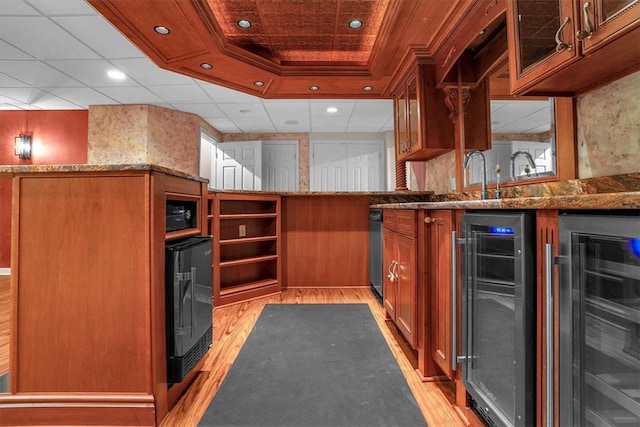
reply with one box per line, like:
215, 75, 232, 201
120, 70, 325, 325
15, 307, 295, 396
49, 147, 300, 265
395, 233, 417, 348
430, 210, 454, 379
383, 232, 397, 319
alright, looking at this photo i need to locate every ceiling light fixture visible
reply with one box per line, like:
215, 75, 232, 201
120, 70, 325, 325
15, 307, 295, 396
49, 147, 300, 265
349, 19, 362, 29
254, 81, 264, 86
326, 107, 338, 113
200, 63, 213, 70
363, 86, 373, 91
153, 26, 170, 35
107, 70, 126, 80
285, 120, 298, 125
237, 19, 252, 29
309, 85, 319, 91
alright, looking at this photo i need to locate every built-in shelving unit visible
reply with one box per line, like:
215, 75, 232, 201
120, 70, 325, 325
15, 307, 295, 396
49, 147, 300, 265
210, 193, 281, 306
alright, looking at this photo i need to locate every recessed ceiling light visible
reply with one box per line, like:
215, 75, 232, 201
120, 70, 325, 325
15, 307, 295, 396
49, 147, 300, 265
349, 19, 362, 29
362, 86, 373, 91
237, 19, 252, 29
309, 85, 319, 91
200, 63, 213, 70
254, 81, 264, 86
479, 29, 487, 35
326, 107, 338, 113
107, 70, 126, 80
154, 26, 170, 35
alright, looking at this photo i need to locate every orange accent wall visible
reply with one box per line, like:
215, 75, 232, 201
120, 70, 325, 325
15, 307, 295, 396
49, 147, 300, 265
0, 110, 89, 268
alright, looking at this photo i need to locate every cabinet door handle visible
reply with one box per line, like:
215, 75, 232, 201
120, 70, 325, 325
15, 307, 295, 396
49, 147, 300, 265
387, 260, 396, 282
544, 244, 555, 427
555, 16, 573, 52
576, 2, 593, 40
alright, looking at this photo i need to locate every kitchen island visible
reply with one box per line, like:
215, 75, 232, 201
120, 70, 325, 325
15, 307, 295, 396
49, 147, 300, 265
0, 164, 208, 426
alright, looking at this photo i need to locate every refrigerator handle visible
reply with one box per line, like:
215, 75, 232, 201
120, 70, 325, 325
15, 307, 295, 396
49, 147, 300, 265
544, 244, 555, 427
451, 230, 458, 372
191, 267, 196, 338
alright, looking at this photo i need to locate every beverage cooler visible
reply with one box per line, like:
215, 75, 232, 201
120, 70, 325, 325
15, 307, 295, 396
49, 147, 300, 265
165, 236, 213, 385
458, 212, 536, 427
558, 213, 640, 427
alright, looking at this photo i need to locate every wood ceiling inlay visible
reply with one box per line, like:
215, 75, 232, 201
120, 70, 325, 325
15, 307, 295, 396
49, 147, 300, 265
88, 0, 469, 98
207, 0, 389, 64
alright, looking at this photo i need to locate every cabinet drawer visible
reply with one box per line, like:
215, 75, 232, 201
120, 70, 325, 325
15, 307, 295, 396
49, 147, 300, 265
396, 210, 416, 236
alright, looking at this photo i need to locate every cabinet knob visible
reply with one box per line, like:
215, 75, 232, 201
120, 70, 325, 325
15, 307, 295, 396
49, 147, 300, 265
424, 216, 435, 224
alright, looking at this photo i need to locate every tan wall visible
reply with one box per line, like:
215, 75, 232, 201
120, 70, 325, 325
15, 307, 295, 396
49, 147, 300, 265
88, 104, 205, 176
577, 71, 640, 178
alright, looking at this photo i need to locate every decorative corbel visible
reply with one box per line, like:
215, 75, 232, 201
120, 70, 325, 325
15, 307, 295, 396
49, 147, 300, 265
443, 85, 470, 125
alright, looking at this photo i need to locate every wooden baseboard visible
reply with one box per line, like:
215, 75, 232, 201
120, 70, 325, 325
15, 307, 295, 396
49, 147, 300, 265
0, 393, 155, 426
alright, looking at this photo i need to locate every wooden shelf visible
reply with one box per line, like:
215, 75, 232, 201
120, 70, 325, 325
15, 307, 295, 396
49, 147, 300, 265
220, 254, 278, 267
220, 279, 279, 296
220, 235, 277, 245
165, 228, 202, 241
210, 192, 281, 307
220, 213, 278, 220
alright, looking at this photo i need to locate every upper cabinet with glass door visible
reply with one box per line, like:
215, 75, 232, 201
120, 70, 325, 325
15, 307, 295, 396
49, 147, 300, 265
393, 61, 455, 162
507, 0, 640, 95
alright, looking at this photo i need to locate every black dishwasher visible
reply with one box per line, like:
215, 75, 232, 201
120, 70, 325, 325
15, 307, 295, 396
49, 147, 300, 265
369, 209, 383, 303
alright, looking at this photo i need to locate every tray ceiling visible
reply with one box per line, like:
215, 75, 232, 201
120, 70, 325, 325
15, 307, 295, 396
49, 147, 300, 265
88, 0, 464, 98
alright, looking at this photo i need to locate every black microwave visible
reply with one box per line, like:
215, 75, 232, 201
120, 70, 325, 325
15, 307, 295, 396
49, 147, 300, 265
166, 201, 197, 232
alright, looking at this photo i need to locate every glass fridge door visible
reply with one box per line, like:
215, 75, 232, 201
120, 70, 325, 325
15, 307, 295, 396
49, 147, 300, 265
461, 212, 535, 427
570, 232, 640, 426
559, 213, 640, 427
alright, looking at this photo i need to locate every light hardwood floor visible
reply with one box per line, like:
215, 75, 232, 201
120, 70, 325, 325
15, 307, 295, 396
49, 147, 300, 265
0, 279, 464, 426
161, 288, 465, 427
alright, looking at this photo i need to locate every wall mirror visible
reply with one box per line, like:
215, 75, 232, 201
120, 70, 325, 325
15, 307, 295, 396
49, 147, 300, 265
465, 97, 556, 187
464, 61, 575, 189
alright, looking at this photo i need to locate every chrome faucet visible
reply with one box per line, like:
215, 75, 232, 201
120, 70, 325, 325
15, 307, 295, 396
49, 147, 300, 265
463, 150, 488, 200
510, 151, 537, 180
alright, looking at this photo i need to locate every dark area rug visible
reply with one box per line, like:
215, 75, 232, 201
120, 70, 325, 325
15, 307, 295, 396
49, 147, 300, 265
199, 303, 427, 427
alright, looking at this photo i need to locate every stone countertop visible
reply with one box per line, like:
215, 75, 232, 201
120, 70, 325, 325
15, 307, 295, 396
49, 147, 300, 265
0, 163, 208, 183
371, 191, 640, 210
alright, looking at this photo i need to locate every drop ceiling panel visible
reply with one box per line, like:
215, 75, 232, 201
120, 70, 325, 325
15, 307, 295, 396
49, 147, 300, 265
27, 0, 98, 15
52, 15, 145, 59
148, 84, 212, 104
0, 16, 101, 60
94, 86, 166, 104
0, 60, 83, 87
46, 86, 117, 106
110, 58, 196, 85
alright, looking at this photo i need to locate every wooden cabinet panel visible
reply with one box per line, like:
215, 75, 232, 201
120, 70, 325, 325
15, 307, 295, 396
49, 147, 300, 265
383, 209, 418, 349
507, 0, 640, 94
393, 63, 455, 162
383, 232, 397, 319
395, 233, 417, 346
428, 210, 455, 380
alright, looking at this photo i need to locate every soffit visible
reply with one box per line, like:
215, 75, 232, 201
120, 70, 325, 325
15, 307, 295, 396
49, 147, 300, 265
88, 0, 467, 99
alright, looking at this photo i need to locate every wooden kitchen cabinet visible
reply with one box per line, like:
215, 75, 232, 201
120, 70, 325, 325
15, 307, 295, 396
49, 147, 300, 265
393, 62, 455, 162
426, 210, 456, 380
383, 210, 418, 348
211, 192, 281, 306
507, 0, 640, 95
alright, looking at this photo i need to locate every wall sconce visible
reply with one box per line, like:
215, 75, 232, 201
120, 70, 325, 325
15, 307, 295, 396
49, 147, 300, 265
14, 134, 32, 159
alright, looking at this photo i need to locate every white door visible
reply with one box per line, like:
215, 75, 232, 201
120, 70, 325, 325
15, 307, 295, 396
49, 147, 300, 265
310, 143, 348, 191
199, 130, 218, 189
215, 140, 262, 190
347, 142, 383, 191
263, 142, 299, 191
